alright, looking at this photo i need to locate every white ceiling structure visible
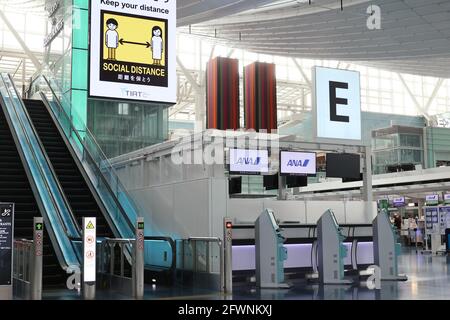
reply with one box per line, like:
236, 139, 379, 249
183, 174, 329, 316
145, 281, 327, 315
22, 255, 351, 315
1, 0, 449, 81
0, 0, 450, 110
182, 0, 450, 78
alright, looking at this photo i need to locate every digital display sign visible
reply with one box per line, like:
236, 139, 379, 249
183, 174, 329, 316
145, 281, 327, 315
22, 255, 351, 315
89, 0, 176, 103
426, 194, 439, 205
0, 203, 14, 286
444, 194, 450, 204
392, 197, 406, 207
313, 67, 361, 141
229, 149, 269, 175
280, 151, 316, 176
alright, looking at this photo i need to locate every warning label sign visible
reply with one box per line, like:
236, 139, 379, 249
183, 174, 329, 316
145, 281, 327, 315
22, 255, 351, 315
86, 221, 95, 230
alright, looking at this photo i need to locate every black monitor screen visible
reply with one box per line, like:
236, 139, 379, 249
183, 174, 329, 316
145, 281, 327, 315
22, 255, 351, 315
229, 177, 242, 195
263, 174, 279, 190
286, 175, 308, 188
326, 153, 361, 179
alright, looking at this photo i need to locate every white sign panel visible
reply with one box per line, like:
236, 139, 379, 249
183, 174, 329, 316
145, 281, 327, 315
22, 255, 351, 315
280, 151, 316, 175
229, 149, 269, 174
89, 0, 176, 103
83, 218, 96, 283
313, 66, 361, 141
393, 197, 405, 206
444, 194, 450, 203
426, 195, 439, 202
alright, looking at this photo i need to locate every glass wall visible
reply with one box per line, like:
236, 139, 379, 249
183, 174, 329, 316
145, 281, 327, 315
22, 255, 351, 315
87, 100, 168, 158
372, 128, 423, 174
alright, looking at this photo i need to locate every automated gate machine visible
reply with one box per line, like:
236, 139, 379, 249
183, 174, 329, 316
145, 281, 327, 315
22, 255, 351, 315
373, 209, 408, 281
317, 209, 353, 284
255, 209, 291, 288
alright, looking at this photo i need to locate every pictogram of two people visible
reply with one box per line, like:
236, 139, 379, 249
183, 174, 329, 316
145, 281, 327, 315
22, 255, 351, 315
105, 18, 163, 65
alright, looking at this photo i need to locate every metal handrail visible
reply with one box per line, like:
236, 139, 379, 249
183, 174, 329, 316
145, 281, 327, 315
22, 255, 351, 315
188, 237, 222, 243
144, 236, 176, 271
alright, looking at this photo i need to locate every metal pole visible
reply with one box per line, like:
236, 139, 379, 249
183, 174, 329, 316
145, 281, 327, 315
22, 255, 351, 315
223, 218, 233, 294
278, 175, 287, 200
120, 244, 124, 277
363, 146, 374, 222
32, 217, 43, 300
219, 240, 224, 293
192, 241, 197, 272
109, 244, 115, 275
206, 242, 210, 273
133, 218, 145, 299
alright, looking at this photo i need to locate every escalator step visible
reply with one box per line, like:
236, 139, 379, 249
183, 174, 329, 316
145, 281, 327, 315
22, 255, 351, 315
25, 100, 114, 241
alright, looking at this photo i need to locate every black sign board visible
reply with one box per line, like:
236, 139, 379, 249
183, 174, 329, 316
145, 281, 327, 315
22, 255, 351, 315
0, 203, 14, 286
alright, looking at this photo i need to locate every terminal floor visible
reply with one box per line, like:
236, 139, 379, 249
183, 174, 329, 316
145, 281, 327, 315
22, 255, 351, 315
41, 248, 450, 300
231, 247, 450, 300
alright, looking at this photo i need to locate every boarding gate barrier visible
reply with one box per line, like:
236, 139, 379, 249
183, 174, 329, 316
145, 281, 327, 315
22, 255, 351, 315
98, 237, 144, 299
175, 237, 226, 292
13, 217, 43, 300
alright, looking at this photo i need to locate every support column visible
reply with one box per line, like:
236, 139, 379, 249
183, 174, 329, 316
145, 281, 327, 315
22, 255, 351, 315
278, 175, 287, 200
362, 146, 374, 221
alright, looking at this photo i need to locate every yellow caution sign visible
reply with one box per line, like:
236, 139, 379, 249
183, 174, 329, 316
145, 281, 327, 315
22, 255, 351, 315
86, 221, 95, 230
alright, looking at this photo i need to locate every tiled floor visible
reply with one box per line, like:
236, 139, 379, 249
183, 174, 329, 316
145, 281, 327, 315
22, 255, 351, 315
41, 248, 450, 300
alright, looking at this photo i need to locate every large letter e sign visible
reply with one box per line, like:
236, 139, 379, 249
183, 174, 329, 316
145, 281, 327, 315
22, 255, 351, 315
314, 67, 361, 141
329, 81, 349, 123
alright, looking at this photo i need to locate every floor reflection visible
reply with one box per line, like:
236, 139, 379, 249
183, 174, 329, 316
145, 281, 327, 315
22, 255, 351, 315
41, 248, 450, 300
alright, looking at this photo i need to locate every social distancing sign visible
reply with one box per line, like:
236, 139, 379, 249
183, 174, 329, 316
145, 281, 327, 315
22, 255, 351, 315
101, 11, 168, 87
90, 0, 176, 104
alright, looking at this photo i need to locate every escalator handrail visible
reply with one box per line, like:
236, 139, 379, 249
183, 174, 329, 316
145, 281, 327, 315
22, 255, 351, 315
37, 75, 136, 234
0, 73, 80, 269
38, 90, 135, 235
3, 74, 80, 238
8, 77, 82, 238
144, 236, 177, 271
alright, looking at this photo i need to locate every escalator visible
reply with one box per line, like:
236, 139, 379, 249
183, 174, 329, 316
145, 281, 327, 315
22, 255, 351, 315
0, 73, 82, 289
24, 100, 114, 238
1, 71, 174, 291
0, 100, 66, 287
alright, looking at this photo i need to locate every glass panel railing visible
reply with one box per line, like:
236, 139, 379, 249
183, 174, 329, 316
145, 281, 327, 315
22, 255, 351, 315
0, 73, 80, 270
29, 68, 138, 239
175, 238, 223, 291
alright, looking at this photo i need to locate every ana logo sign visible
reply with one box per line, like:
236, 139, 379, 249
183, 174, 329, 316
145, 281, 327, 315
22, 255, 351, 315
229, 149, 269, 174
287, 159, 309, 167
313, 67, 361, 141
237, 157, 261, 166
280, 151, 316, 176
426, 194, 439, 203
444, 194, 450, 203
